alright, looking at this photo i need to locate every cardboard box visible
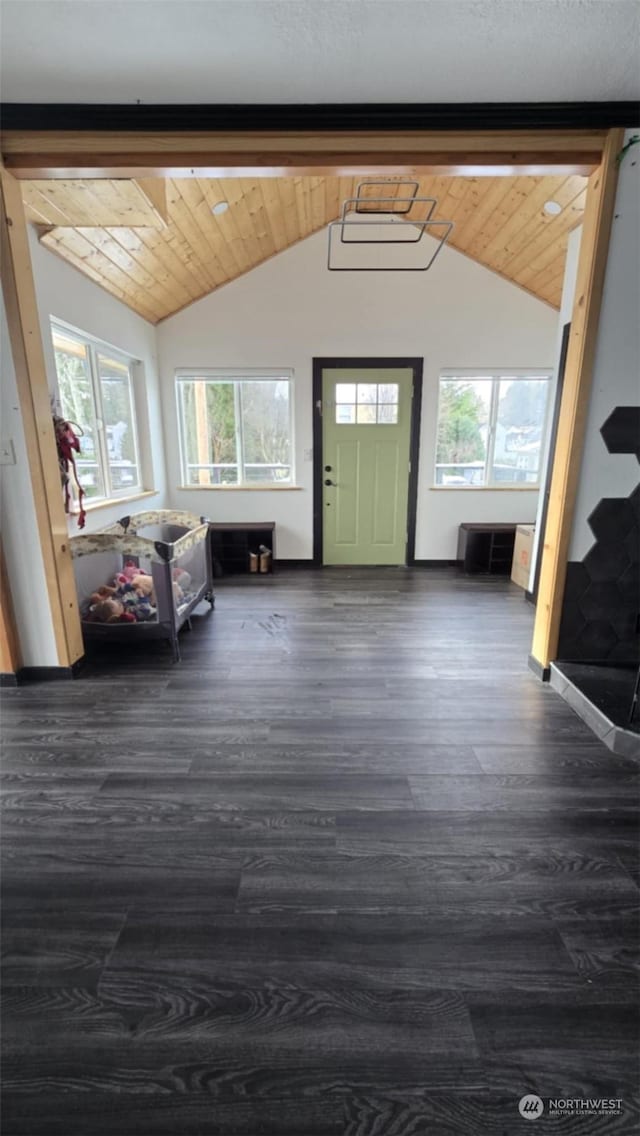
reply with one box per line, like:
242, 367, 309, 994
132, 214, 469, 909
511, 524, 535, 589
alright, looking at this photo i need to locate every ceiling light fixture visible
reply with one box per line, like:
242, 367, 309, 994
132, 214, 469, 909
211, 201, 229, 216
543, 200, 562, 216
328, 179, 454, 272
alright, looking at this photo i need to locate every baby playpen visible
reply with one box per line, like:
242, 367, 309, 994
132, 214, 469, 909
70, 509, 214, 661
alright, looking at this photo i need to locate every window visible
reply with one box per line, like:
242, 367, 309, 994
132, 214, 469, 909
176, 371, 294, 486
335, 382, 399, 424
51, 322, 142, 501
435, 373, 552, 488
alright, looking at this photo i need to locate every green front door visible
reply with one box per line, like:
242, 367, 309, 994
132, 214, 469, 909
321, 367, 414, 565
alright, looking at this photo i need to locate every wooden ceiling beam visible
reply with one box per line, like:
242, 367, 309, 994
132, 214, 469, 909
1, 130, 606, 178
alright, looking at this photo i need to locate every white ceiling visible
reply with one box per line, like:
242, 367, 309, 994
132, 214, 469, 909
1, 0, 638, 106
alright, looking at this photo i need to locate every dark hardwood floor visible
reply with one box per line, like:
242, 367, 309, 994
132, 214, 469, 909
1, 568, 639, 1136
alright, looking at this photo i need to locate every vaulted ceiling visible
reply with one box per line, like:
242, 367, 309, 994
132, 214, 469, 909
23, 174, 587, 324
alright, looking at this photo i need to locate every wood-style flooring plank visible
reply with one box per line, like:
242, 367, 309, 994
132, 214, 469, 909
1, 909, 128, 989
467, 989, 640, 1096
189, 742, 484, 775
0, 1095, 345, 1136
102, 909, 583, 992
336, 809, 640, 850
407, 773, 640, 812
235, 848, 639, 914
344, 1093, 638, 1135
98, 773, 415, 811
473, 742, 638, 773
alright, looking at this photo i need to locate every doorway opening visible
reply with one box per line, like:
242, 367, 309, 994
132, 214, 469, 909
0, 120, 623, 671
313, 358, 422, 566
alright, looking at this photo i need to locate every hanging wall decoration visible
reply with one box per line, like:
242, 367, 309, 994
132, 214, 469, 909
53, 412, 87, 529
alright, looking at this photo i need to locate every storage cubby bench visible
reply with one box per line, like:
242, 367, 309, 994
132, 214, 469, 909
457, 522, 520, 575
209, 521, 276, 576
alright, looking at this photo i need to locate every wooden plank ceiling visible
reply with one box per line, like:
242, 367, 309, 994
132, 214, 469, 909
23, 175, 587, 324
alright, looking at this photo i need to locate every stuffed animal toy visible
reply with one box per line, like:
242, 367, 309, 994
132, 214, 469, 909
131, 573, 155, 600
112, 575, 157, 621
119, 589, 140, 613
89, 583, 117, 605
85, 564, 160, 625
89, 597, 135, 624
132, 597, 155, 621
115, 564, 142, 588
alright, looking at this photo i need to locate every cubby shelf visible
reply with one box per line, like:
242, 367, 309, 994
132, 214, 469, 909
208, 522, 276, 576
457, 522, 520, 576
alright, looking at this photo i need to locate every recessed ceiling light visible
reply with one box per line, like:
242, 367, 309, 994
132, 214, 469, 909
543, 200, 562, 216
211, 201, 229, 216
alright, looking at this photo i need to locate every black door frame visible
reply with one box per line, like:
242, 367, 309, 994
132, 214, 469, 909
312, 357, 424, 567
528, 321, 572, 604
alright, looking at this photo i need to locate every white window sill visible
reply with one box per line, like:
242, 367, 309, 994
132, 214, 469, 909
78, 489, 158, 514
429, 485, 540, 492
177, 484, 303, 491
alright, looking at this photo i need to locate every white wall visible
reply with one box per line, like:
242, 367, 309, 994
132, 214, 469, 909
0, 295, 58, 667
158, 227, 558, 559
569, 131, 640, 560
559, 226, 583, 329
529, 223, 583, 584
29, 232, 167, 533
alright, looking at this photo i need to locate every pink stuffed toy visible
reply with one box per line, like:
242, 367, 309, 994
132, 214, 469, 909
115, 563, 154, 589
115, 561, 140, 588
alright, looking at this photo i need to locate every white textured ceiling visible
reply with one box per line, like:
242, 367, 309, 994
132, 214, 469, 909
1, 0, 638, 105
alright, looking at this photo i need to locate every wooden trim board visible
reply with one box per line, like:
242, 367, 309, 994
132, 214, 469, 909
0, 167, 84, 666
530, 128, 625, 670
0, 540, 21, 674
1, 129, 607, 179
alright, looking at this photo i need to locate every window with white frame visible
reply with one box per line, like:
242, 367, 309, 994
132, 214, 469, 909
434, 372, 553, 488
176, 371, 294, 487
51, 321, 142, 500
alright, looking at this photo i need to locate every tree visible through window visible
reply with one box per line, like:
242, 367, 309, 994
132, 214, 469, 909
435, 374, 552, 487
177, 375, 293, 486
51, 323, 141, 500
